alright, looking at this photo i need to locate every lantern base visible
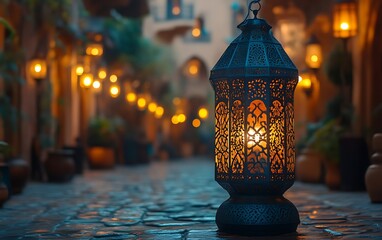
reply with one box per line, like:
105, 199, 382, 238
216, 195, 300, 236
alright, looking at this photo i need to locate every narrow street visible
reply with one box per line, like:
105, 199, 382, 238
0, 159, 381, 239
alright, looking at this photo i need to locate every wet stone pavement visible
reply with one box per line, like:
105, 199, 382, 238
0, 158, 381, 239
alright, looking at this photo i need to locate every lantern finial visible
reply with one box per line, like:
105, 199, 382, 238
244, 0, 262, 20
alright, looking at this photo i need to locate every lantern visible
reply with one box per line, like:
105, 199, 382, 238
86, 43, 103, 56
305, 35, 322, 70
110, 84, 120, 98
299, 71, 315, 97
209, 1, 299, 235
75, 64, 84, 76
29, 58, 47, 80
80, 74, 94, 89
333, 0, 357, 39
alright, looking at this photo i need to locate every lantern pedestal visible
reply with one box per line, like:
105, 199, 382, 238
216, 195, 299, 236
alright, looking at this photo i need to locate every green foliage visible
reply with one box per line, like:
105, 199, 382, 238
324, 42, 353, 86
102, 15, 175, 81
308, 120, 345, 164
87, 117, 119, 147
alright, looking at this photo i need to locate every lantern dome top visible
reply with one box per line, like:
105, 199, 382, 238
210, 3, 297, 81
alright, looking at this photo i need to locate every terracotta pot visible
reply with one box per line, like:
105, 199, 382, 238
365, 133, 382, 203
325, 161, 341, 190
8, 158, 29, 194
0, 182, 8, 208
87, 147, 115, 169
296, 148, 323, 183
45, 150, 75, 182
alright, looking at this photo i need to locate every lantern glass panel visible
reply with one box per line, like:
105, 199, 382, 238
333, 1, 357, 38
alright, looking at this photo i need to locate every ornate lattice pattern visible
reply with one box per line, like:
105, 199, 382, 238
270, 100, 285, 175
248, 79, 266, 100
266, 44, 283, 66
232, 79, 244, 99
247, 100, 268, 175
231, 100, 244, 175
286, 103, 295, 177
214, 45, 236, 69
270, 79, 284, 99
215, 102, 229, 174
215, 80, 230, 101
248, 43, 266, 67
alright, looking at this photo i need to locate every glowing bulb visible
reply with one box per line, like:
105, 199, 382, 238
76, 66, 84, 76
34, 64, 42, 73
172, 6, 181, 15
80, 74, 93, 88
110, 85, 120, 98
98, 70, 107, 80
155, 107, 164, 119
310, 55, 319, 63
340, 22, 350, 30
198, 108, 208, 119
298, 76, 303, 83
189, 65, 199, 75
255, 134, 260, 143
178, 114, 186, 123
110, 74, 118, 83
192, 119, 201, 128
172, 115, 180, 125
91, 48, 99, 56
148, 102, 157, 113
126, 93, 137, 103
192, 28, 201, 38
137, 98, 147, 109
92, 80, 101, 89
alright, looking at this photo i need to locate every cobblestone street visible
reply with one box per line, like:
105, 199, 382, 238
0, 158, 381, 239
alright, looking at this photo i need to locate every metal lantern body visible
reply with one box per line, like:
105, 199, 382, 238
209, 4, 299, 236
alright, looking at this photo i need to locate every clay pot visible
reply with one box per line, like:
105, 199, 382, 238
325, 161, 341, 190
87, 147, 115, 169
45, 150, 75, 182
0, 182, 8, 207
8, 158, 29, 194
365, 133, 382, 203
296, 148, 323, 183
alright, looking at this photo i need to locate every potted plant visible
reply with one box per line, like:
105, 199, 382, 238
87, 117, 117, 169
308, 120, 344, 190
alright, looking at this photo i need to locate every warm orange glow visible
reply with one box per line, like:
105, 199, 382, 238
333, 1, 357, 38
126, 93, 137, 103
172, 115, 180, 125
137, 98, 147, 109
298, 76, 303, 83
80, 74, 93, 88
306, 42, 322, 69
29, 59, 47, 80
173, 97, 181, 106
110, 85, 120, 98
189, 64, 199, 75
178, 114, 186, 123
198, 108, 209, 119
92, 80, 101, 90
172, 6, 181, 15
155, 107, 165, 119
75, 65, 84, 76
34, 64, 42, 73
110, 74, 118, 83
192, 28, 201, 38
192, 119, 201, 128
299, 73, 312, 89
98, 69, 107, 80
148, 102, 157, 113
86, 43, 103, 56
340, 22, 350, 30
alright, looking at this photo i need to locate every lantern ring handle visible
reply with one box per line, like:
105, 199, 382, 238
243, 0, 261, 20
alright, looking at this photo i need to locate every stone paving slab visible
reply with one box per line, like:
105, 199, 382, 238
0, 158, 381, 239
